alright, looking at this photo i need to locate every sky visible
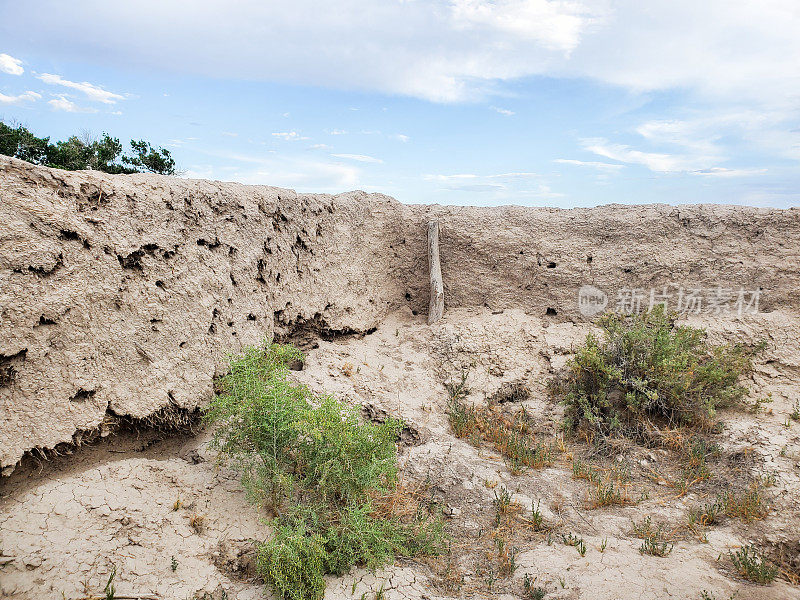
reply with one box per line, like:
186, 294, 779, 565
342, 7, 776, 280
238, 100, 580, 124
1, 0, 799, 208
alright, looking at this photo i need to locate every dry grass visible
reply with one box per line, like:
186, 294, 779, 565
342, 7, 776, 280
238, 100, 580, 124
188, 513, 205, 533
448, 392, 553, 472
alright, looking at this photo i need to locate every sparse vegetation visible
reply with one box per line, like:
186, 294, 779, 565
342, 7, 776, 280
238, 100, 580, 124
730, 544, 777, 584
530, 500, 544, 530
207, 342, 445, 600
572, 457, 633, 508
633, 517, 674, 557
550, 307, 755, 443
104, 564, 116, 600
718, 482, 769, 522
523, 573, 546, 599
188, 513, 205, 533
447, 371, 553, 472
790, 400, 800, 422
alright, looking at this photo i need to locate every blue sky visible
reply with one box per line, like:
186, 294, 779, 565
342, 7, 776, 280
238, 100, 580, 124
1, 1, 799, 207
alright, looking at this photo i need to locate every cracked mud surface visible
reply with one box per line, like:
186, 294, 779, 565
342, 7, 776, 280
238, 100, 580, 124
2, 307, 800, 599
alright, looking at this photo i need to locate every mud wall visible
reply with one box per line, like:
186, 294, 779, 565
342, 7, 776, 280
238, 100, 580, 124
1, 155, 799, 472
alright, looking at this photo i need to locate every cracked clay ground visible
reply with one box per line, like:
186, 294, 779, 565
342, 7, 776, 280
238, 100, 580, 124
1, 307, 799, 600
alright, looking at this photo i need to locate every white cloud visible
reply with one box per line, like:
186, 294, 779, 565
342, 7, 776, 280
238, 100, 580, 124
580, 137, 721, 173
693, 167, 768, 178
423, 171, 557, 196
309, 143, 331, 150
0, 90, 40, 104
0, 53, 24, 75
554, 158, 624, 172
221, 131, 238, 137
37, 73, 124, 104
327, 129, 348, 135
425, 172, 538, 182
4, 1, 800, 109
189, 150, 363, 191
48, 94, 98, 113
393, 134, 410, 143
272, 131, 309, 141
331, 153, 383, 164
490, 106, 515, 116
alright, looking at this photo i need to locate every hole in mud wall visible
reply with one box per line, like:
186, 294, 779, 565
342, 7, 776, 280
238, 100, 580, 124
547, 262, 557, 269
546, 307, 558, 316
0, 349, 27, 387
37, 315, 57, 326
69, 389, 96, 403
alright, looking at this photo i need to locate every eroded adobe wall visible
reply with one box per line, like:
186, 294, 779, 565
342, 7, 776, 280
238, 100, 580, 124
0, 157, 408, 472
1, 156, 799, 472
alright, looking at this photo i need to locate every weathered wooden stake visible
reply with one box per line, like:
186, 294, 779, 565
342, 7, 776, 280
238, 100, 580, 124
427, 220, 444, 324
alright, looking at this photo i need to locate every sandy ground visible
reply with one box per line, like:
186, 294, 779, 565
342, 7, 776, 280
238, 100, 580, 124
2, 307, 799, 600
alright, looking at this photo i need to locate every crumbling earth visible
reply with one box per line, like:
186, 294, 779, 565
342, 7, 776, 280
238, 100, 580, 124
2, 307, 799, 599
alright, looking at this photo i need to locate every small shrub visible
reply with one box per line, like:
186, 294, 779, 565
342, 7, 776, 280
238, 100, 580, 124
550, 307, 754, 442
104, 564, 116, 600
634, 517, 674, 557
588, 479, 628, 508
640, 534, 673, 557
493, 486, 514, 525
495, 535, 517, 576
208, 342, 445, 600
790, 400, 800, 422
688, 499, 723, 527
524, 573, 546, 599
530, 500, 544, 530
730, 545, 777, 584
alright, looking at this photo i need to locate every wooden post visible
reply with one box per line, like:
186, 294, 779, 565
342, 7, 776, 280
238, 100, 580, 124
428, 220, 444, 324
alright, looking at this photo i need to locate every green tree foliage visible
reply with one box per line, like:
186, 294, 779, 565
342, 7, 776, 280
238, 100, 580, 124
207, 342, 446, 600
0, 120, 176, 175
122, 139, 176, 175
550, 306, 755, 442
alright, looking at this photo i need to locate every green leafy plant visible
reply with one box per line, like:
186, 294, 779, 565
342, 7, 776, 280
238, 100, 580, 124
530, 500, 544, 530
523, 573, 546, 599
634, 517, 674, 557
550, 307, 754, 443
790, 400, 800, 422
207, 342, 445, 600
104, 564, 117, 600
730, 545, 777, 584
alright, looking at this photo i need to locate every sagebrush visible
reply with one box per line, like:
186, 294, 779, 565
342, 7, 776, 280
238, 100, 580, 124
550, 307, 755, 442
207, 342, 445, 600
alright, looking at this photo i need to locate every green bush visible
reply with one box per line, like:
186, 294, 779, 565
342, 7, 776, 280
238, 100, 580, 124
730, 544, 777, 584
550, 307, 754, 442
208, 341, 445, 600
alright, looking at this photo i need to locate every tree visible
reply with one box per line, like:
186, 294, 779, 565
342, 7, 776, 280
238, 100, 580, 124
0, 120, 177, 175
48, 136, 93, 171
0, 121, 50, 165
123, 139, 176, 175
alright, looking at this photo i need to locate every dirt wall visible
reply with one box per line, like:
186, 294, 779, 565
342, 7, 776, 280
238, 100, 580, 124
1, 155, 799, 472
